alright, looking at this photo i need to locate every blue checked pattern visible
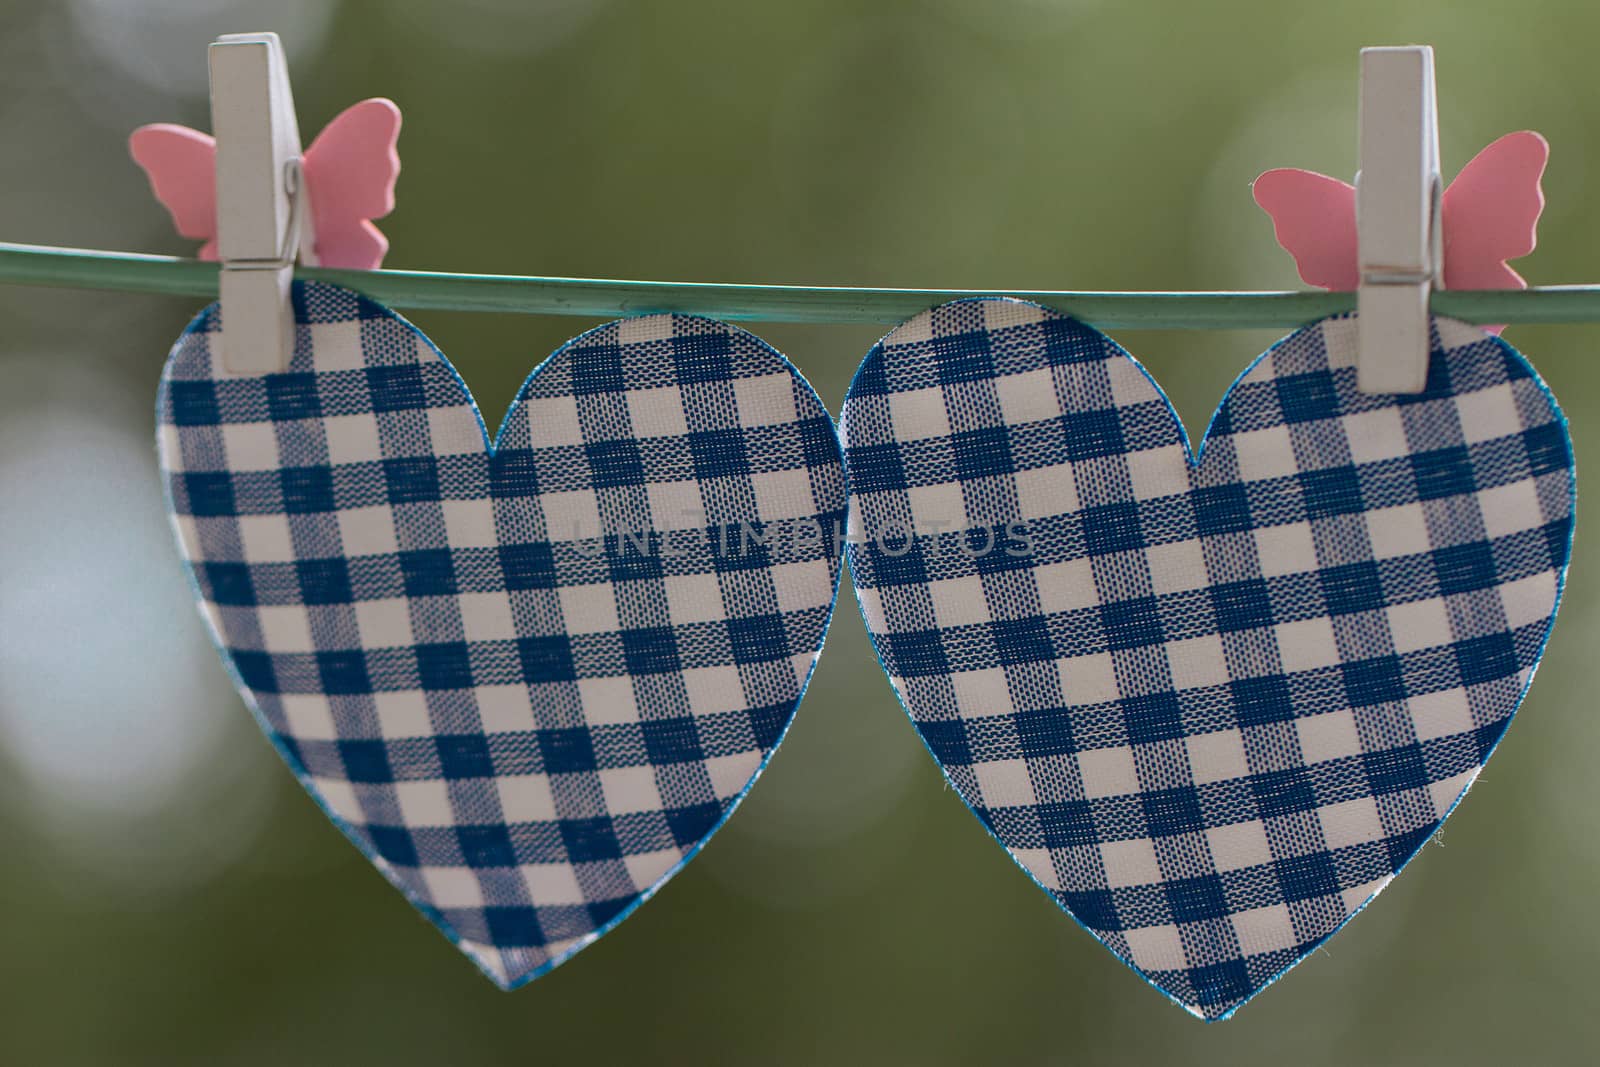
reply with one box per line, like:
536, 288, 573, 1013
841, 299, 1574, 1020
158, 282, 846, 988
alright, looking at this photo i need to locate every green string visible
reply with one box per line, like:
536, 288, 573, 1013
3, 240, 1598, 328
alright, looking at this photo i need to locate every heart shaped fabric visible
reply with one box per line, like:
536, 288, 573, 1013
158, 281, 846, 987
840, 299, 1574, 1019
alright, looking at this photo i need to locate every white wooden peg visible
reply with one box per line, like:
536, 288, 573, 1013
209, 32, 311, 375
1355, 46, 1441, 394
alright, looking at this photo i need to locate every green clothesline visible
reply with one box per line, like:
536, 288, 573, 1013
3, 241, 1600, 328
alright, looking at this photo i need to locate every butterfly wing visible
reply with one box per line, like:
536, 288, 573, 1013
128, 124, 220, 260
1441, 130, 1548, 292
1250, 168, 1359, 290
301, 98, 401, 269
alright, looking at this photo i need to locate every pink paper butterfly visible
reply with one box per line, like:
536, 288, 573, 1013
130, 98, 401, 271
1252, 130, 1548, 334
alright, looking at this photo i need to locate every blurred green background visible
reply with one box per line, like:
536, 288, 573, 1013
2, 0, 1598, 1063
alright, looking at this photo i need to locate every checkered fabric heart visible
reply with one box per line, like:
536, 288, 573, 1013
841, 299, 1574, 1020
158, 281, 846, 987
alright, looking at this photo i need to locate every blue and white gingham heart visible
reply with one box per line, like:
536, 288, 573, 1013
841, 298, 1574, 1020
158, 281, 846, 988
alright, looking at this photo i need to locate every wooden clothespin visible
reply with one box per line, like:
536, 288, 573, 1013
1355, 46, 1441, 394
209, 32, 311, 375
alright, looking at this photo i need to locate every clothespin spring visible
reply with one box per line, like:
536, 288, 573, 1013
223, 158, 305, 273
1359, 173, 1443, 288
